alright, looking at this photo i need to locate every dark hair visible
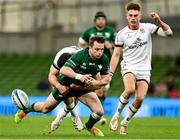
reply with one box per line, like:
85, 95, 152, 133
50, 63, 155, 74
89, 35, 105, 47
126, 2, 141, 12
94, 11, 107, 21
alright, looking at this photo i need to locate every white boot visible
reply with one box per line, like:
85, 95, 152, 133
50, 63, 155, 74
109, 113, 119, 131
51, 110, 67, 131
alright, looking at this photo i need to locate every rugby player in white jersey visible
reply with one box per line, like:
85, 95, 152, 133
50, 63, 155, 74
109, 2, 173, 135
49, 46, 83, 131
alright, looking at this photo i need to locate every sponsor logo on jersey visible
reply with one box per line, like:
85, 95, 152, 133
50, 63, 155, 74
89, 62, 95, 66
90, 34, 95, 37
97, 32, 103, 36
80, 62, 87, 70
128, 38, 147, 49
140, 28, 145, 33
126, 32, 134, 38
98, 65, 103, 70
105, 32, 110, 38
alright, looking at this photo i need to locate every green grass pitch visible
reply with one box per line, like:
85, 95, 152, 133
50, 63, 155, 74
0, 116, 180, 139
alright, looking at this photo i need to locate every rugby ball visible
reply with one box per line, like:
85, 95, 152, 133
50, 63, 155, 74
11, 89, 29, 110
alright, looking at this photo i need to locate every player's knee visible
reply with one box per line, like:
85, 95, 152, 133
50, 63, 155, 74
124, 88, 135, 95
41, 107, 51, 113
42, 109, 50, 113
135, 95, 145, 103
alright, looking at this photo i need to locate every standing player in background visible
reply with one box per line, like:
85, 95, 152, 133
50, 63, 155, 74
109, 2, 173, 135
78, 11, 116, 124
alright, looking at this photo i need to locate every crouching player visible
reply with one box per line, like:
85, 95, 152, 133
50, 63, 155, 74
48, 45, 83, 131
14, 35, 110, 136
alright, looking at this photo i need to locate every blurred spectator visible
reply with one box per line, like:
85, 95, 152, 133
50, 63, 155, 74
37, 77, 51, 92
153, 80, 167, 97
166, 74, 180, 98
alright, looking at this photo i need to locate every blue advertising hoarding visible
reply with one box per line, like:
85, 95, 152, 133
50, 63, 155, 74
0, 96, 180, 117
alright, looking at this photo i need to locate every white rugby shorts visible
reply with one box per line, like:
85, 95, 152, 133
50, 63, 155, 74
121, 63, 151, 83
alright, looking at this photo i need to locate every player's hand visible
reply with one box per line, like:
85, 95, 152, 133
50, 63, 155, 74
87, 78, 100, 87
109, 75, 112, 82
149, 12, 161, 23
80, 74, 94, 84
56, 84, 69, 95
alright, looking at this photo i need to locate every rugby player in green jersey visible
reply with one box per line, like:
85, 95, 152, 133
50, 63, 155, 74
14, 36, 110, 137
78, 11, 117, 124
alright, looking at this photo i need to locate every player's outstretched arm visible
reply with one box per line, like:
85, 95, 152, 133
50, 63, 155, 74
149, 12, 173, 36
60, 66, 93, 84
89, 74, 110, 87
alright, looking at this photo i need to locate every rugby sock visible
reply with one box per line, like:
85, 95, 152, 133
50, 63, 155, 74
122, 104, 138, 125
24, 103, 35, 113
70, 109, 78, 117
54, 109, 68, 124
115, 95, 128, 116
85, 113, 101, 129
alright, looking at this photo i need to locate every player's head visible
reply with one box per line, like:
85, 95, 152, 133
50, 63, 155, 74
89, 35, 105, 60
125, 2, 141, 29
57, 53, 72, 68
94, 11, 107, 29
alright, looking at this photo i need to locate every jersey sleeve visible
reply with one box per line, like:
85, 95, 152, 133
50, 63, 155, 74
100, 55, 110, 75
64, 50, 82, 69
145, 23, 158, 34
114, 30, 124, 47
53, 51, 63, 70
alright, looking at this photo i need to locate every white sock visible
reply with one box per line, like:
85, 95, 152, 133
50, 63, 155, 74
70, 109, 78, 117
115, 95, 128, 116
121, 104, 138, 126
54, 109, 68, 124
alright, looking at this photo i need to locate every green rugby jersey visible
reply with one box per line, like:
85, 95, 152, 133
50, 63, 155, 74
80, 26, 116, 60
58, 48, 109, 86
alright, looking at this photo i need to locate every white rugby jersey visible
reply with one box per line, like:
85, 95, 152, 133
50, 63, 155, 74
53, 46, 81, 69
115, 23, 158, 71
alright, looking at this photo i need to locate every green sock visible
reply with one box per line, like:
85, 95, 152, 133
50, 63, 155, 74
85, 113, 101, 129
24, 103, 35, 113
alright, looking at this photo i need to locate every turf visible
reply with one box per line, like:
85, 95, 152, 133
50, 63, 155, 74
0, 116, 180, 139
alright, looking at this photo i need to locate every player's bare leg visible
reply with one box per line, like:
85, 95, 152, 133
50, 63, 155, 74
109, 94, 128, 131
79, 92, 104, 136
110, 73, 135, 131
120, 80, 148, 135
96, 87, 107, 125
15, 93, 59, 123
